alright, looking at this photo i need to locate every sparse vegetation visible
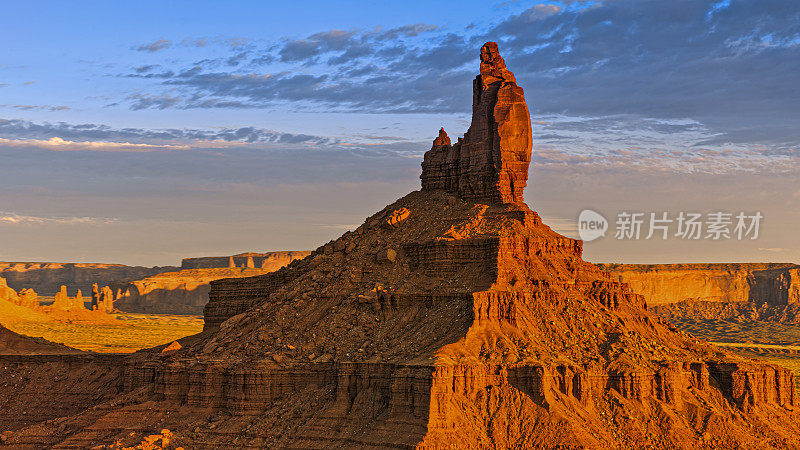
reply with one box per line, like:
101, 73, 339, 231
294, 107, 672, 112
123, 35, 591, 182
670, 318, 800, 394
0, 311, 203, 353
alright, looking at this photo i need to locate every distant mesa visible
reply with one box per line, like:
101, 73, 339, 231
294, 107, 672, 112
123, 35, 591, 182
0, 251, 311, 316
600, 262, 800, 306
181, 251, 311, 270
602, 262, 800, 322
112, 251, 311, 315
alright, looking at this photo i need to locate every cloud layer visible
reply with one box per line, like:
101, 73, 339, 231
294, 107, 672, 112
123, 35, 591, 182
0, 212, 116, 225
0, 118, 336, 148
117, 0, 799, 150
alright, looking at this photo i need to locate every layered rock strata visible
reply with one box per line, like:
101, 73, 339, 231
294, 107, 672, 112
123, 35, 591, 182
180, 251, 310, 270
600, 263, 800, 306
114, 265, 308, 315
421, 41, 531, 204
601, 263, 800, 322
4, 42, 799, 449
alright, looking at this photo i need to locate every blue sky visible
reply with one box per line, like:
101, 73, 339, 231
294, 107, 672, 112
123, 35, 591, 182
1, 0, 798, 265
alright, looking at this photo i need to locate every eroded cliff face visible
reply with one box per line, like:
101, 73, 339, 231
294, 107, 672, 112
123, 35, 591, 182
600, 263, 800, 322
751, 266, 800, 305
114, 268, 290, 315
0, 277, 21, 306
0, 262, 177, 296
4, 42, 799, 449
602, 263, 749, 305
114, 252, 311, 315
421, 41, 531, 205
180, 251, 310, 270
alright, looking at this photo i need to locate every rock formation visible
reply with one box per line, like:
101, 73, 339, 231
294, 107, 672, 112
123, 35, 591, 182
113, 261, 308, 315
50, 285, 101, 313
421, 41, 531, 204
0, 277, 20, 305
0, 261, 177, 296
17, 288, 38, 309
3, 42, 799, 448
601, 263, 800, 322
91, 282, 100, 309
0, 277, 38, 309
180, 251, 311, 270
2, 276, 106, 313
97, 285, 115, 313
52, 285, 71, 310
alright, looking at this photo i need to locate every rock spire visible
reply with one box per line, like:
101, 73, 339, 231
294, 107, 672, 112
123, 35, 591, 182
421, 41, 532, 204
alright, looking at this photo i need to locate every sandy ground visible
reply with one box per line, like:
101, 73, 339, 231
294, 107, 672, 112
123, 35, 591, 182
0, 299, 203, 353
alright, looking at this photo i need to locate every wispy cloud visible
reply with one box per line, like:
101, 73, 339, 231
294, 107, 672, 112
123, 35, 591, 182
0, 212, 117, 225
0, 136, 189, 152
2, 104, 71, 111
113, 1, 800, 149
134, 38, 172, 53
0, 118, 337, 148
315, 223, 361, 231
540, 216, 579, 239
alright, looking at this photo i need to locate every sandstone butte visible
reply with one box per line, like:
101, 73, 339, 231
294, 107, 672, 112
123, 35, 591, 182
0, 261, 178, 296
0, 277, 122, 335
2, 42, 799, 448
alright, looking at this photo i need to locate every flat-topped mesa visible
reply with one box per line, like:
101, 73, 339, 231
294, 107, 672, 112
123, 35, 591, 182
421, 41, 532, 204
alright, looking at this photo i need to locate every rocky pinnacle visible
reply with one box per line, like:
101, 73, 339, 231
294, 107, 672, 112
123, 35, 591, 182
421, 41, 532, 204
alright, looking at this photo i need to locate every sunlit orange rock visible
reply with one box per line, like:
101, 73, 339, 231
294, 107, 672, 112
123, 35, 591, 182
3, 42, 799, 450
421, 41, 531, 204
